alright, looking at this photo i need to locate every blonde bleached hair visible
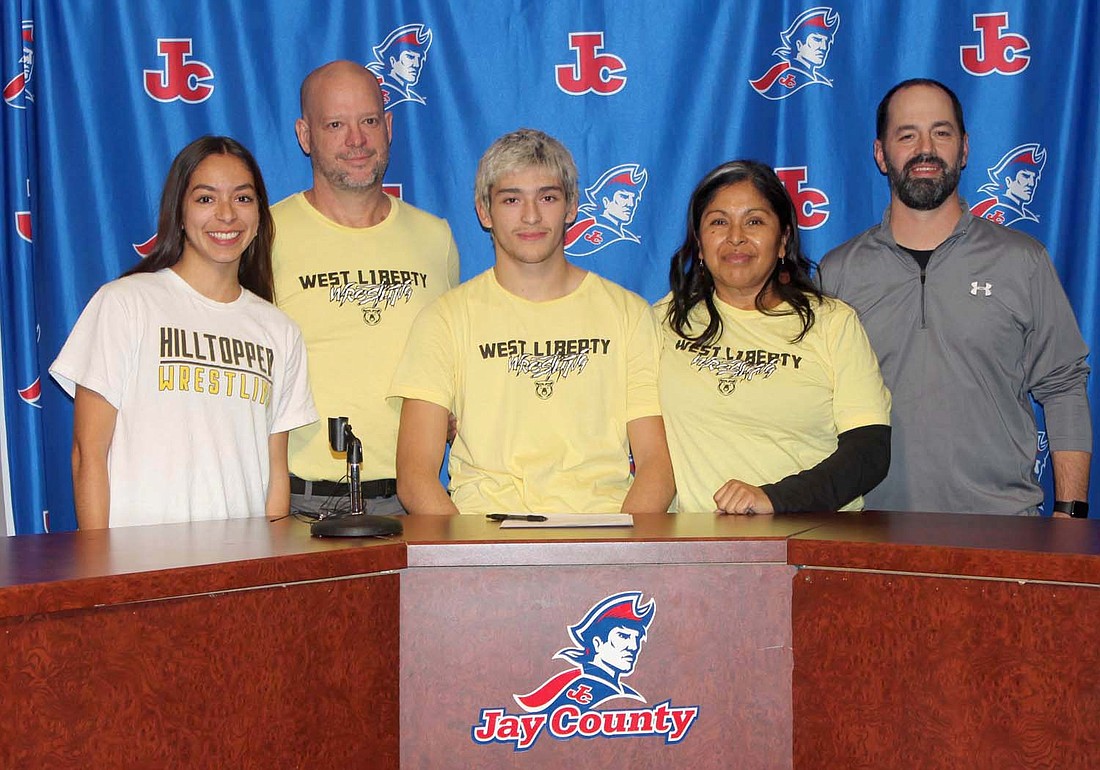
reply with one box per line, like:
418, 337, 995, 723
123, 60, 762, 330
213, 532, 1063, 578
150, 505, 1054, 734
474, 128, 579, 211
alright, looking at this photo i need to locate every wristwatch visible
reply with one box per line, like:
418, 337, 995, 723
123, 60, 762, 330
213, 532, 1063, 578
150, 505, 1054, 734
1053, 500, 1089, 518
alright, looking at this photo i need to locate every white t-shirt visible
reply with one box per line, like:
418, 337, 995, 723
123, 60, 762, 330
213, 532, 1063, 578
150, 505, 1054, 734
50, 269, 318, 527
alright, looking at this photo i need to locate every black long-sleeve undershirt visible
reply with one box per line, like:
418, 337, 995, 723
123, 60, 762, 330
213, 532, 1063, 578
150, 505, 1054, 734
760, 424, 891, 512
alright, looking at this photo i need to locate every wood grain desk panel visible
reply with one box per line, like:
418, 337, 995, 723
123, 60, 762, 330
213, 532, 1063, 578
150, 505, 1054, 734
0, 518, 402, 770
788, 511, 1100, 583
790, 511, 1100, 770
0, 517, 405, 619
793, 569, 1100, 770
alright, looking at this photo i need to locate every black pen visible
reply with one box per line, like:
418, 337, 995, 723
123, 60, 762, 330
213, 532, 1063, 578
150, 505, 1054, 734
486, 513, 549, 522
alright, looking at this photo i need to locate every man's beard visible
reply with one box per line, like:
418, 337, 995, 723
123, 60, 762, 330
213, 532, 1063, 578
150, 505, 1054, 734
885, 151, 962, 211
315, 151, 390, 191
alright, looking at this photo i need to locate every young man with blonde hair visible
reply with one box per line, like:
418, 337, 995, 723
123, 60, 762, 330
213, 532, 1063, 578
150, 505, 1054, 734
390, 129, 674, 515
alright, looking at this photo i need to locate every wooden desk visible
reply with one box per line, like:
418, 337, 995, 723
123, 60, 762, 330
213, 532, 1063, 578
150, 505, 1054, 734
1, 512, 1097, 769
789, 512, 1100, 769
0, 518, 404, 769
397, 512, 819, 769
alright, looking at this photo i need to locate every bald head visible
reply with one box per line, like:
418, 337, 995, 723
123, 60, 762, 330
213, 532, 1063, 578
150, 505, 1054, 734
294, 60, 393, 200
299, 60, 384, 121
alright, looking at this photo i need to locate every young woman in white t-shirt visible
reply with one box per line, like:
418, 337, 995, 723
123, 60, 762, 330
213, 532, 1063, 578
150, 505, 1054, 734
51, 136, 316, 528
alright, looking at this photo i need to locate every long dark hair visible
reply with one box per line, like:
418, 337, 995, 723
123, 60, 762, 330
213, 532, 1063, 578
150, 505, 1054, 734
124, 135, 276, 302
666, 159, 822, 347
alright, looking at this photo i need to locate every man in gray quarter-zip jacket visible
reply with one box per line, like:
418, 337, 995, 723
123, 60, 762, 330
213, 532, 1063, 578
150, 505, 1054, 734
818, 78, 1091, 516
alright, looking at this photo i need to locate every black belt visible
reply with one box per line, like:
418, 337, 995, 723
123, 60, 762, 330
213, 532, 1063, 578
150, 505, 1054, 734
289, 476, 397, 500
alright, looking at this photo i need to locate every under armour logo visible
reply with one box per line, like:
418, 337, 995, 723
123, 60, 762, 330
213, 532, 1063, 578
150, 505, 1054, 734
970, 281, 992, 296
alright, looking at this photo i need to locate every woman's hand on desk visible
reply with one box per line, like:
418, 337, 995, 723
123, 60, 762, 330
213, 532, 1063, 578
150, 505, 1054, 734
714, 479, 775, 516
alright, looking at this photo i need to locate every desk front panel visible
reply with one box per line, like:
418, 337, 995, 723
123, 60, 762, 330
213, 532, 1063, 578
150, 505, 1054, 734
402, 557, 794, 770
793, 568, 1100, 769
1, 571, 399, 769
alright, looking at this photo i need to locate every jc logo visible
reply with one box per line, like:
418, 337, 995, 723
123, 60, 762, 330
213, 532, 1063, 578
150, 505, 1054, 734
567, 684, 594, 704
144, 39, 215, 103
960, 13, 1030, 76
776, 166, 830, 230
555, 32, 626, 95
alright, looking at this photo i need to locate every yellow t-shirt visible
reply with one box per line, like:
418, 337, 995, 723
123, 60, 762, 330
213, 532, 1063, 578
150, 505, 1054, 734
656, 294, 891, 513
390, 269, 662, 514
273, 193, 459, 480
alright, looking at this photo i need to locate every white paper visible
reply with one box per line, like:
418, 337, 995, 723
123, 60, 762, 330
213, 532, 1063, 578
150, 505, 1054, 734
498, 513, 634, 528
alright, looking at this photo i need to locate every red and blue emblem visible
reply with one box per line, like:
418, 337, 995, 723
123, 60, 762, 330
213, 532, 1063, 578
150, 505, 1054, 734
133, 232, 157, 258
17, 377, 41, 407
471, 591, 699, 752
366, 24, 432, 109
3, 20, 33, 109
970, 143, 1046, 226
15, 319, 41, 409
564, 164, 647, 257
749, 7, 839, 100
15, 210, 31, 242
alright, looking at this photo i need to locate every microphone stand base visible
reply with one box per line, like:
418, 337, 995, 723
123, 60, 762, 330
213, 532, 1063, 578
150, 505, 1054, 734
310, 514, 403, 538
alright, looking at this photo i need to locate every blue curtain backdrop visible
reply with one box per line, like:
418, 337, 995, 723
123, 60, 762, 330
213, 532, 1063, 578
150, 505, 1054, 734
1, 0, 1097, 533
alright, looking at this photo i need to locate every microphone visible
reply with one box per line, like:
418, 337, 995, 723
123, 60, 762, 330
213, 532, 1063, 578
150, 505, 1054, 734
310, 417, 403, 538
344, 424, 363, 515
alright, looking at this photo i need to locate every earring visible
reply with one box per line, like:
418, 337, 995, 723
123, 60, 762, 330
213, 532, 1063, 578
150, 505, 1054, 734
777, 257, 791, 285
